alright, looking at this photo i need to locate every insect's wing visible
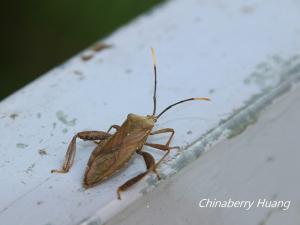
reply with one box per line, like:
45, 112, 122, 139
83, 127, 148, 187
84, 147, 118, 187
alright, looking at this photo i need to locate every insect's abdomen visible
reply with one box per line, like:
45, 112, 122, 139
83, 120, 151, 188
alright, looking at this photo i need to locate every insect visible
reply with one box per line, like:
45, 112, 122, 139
51, 48, 210, 199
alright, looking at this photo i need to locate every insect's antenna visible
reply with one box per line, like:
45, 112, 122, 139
156, 97, 210, 119
151, 47, 157, 116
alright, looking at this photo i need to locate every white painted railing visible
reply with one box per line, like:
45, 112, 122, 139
1, 0, 300, 225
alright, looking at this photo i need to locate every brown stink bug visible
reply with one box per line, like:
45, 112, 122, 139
51, 48, 210, 199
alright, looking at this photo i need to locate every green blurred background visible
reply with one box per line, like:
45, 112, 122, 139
1, 0, 164, 101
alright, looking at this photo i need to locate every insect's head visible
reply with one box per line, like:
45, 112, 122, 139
146, 114, 157, 122
148, 48, 210, 121
128, 113, 156, 129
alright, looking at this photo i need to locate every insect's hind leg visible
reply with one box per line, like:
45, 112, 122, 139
51, 131, 111, 174
137, 151, 161, 179
117, 150, 165, 200
116, 129, 179, 200
117, 171, 148, 200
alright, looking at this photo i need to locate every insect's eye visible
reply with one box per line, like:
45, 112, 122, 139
146, 115, 157, 122
127, 113, 134, 120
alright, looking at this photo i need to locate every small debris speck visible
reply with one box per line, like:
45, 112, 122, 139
74, 70, 83, 75
125, 69, 132, 74
38, 149, 47, 156
37, 201, 44, 205
81, 54, 93, 61
73, 70, 85, 80
187, 130, 192, 135
266, 156, 275, 162
10, 113, 18, 119
25, 163, 35, 173
209, 89, 215, 94
91, 43, 112, 52
240, 5, 256, 14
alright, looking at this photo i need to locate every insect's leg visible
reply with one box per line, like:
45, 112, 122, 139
144, 143, 179, 169
117, 145, 180, 200
117, 148, 162, 200
149, 128, 177, 147
51, 131, 110, 174
146, 128, 180, 166
117, 171, 148, 200
106, 125, 120, 134
93, 125, 119, 144
137, 151, 161, 180
117, 146, 180, 200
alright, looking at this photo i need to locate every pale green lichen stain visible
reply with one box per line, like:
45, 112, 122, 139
16, 143, 28, 149
232, 54, 300, 139
226, 110, 259, 139
244, 54, 300, 91
227, 79, 293, 139
244, 56, 281, 90
142, 175, 160, 195
62, 128, 68, 133
56, 111, 77, 126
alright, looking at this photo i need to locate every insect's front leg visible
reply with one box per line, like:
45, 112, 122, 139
145, 128, 180, 168
51, 131, 111, 174
149, 128, 175, 146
